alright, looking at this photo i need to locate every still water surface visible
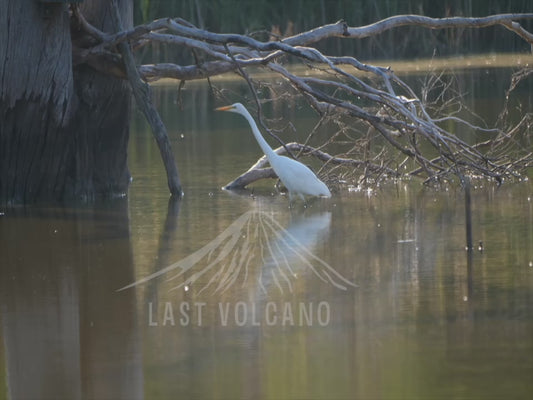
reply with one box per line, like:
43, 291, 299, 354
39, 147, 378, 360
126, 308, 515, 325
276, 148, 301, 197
1, 68, 532, 399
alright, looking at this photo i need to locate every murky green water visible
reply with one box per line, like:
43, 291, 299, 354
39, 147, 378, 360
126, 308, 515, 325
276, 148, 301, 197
1, 68, 532, 399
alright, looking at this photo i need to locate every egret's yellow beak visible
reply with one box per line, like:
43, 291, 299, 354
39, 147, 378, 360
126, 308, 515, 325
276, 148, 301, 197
215, 105, 234, 111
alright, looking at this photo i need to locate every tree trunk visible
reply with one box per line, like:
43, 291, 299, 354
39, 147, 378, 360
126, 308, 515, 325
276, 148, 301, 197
0, 0, 133, 203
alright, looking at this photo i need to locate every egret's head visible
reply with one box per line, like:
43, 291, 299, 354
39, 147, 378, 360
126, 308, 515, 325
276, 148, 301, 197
215, 103, 246, 114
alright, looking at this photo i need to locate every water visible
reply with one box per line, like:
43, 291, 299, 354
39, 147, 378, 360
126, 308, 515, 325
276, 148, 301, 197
1, 68, 532, 399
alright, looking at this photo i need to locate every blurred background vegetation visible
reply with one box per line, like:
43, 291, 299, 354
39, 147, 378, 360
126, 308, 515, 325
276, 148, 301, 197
134, 0, 533, 63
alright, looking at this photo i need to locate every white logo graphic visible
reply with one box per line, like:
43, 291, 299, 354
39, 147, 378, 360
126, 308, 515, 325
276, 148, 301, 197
118, 210, 356, 295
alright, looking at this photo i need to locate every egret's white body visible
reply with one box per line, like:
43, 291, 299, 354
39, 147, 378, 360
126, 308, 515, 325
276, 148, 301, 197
216, 103, 331, 202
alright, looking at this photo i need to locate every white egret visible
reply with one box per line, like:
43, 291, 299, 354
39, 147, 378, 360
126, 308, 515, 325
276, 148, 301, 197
216, 103, 331, 202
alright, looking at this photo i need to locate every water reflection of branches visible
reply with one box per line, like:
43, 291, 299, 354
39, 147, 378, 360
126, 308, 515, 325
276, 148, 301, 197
118, 210, 356, 295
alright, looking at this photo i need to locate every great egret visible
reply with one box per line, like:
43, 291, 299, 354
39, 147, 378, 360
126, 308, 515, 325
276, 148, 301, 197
216, 103, 331, 202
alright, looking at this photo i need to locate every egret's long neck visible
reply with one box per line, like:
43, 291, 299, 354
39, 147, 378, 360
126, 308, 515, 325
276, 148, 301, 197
241, 111, 277, 161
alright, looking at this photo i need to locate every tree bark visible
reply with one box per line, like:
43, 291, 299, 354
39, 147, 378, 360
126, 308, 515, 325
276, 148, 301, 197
71, 0, 134, 201
0, 0, 133, 203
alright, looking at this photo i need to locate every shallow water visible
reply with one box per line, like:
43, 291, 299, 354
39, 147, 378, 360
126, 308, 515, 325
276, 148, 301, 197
1, 69, 532, 399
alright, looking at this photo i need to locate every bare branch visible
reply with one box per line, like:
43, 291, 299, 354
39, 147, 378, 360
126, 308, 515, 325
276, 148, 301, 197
284, 14, 533, 45
72, 11, 533, 189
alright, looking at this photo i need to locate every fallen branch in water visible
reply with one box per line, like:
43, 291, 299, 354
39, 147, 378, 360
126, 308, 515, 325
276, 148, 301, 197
224, 142, 401, 190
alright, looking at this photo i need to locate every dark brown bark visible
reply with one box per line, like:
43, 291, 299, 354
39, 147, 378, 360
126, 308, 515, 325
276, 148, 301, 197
0, 0, 133, 203
69, 0, 134, 201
